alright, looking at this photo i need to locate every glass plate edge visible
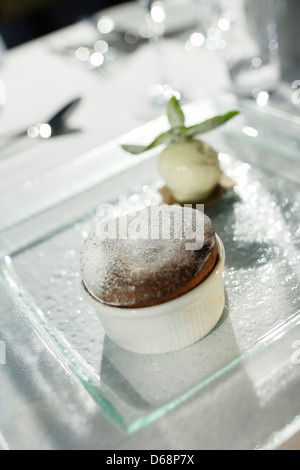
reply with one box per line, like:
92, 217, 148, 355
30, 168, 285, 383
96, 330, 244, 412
1, 257, 300, 434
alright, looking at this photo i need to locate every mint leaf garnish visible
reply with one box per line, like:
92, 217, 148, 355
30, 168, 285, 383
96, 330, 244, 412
167, 96, 185, 128
182, 111, 239, 138
121, 130, 176, 155
122, 97, 239, 155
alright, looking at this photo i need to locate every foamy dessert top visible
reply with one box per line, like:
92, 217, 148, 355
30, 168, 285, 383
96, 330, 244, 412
80, 205, 217, 308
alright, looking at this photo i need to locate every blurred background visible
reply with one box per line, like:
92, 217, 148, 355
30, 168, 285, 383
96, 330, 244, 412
0, 0, 127, 48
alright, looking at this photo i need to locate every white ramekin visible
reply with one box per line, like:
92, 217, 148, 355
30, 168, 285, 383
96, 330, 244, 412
82, 235, 225, 355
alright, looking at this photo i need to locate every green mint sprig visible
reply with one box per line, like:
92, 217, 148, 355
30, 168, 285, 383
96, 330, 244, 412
121, 97, 239, 155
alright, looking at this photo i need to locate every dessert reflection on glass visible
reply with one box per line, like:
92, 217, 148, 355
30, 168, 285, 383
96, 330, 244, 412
81, 204, 226, 354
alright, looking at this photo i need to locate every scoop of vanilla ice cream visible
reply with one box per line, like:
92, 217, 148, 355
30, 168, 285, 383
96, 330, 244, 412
158, 139, 221, 203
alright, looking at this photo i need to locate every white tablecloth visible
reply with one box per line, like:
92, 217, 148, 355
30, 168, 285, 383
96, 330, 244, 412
0, 20, 228, 194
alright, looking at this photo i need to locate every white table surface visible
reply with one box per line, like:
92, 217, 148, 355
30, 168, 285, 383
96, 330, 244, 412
0, 4, 300, 451
0, 17, 228, 193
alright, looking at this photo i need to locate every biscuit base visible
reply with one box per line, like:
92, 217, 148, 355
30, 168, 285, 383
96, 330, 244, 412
159, 172, 236, 209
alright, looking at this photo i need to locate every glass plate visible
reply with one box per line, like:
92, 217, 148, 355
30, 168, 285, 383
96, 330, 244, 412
0, 97, 300, 434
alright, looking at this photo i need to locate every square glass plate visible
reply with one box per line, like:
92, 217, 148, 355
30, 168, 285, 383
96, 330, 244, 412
0, 97, 300, 434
